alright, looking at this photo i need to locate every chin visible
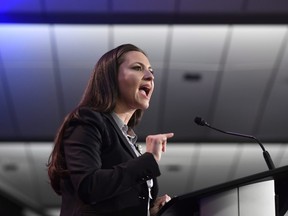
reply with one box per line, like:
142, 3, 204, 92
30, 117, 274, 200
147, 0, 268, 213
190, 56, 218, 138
140, 103, 150, 110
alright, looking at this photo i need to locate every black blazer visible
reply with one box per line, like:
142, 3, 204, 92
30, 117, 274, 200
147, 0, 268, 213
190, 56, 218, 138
59, 107, 161, 216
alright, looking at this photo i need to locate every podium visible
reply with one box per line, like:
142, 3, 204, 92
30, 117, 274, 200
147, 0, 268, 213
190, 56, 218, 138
158, 165, 288, 216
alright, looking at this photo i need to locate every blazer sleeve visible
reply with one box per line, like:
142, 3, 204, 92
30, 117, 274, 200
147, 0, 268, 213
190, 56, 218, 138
62, 107, 161, 205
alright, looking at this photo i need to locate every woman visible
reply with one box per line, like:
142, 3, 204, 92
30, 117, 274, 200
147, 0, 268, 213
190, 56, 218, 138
47, 44, 174, 216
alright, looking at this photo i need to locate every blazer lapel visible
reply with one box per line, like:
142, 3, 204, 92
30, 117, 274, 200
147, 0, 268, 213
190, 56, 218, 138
104, 113, 137, 158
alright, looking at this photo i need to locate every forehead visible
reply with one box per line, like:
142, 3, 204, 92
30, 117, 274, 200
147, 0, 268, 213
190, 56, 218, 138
122, 51, 150, 65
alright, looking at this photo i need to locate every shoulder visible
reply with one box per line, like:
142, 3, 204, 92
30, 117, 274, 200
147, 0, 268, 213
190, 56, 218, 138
68, 107, 109, 129
77, 107, 103, 120
63, 107, 112, 139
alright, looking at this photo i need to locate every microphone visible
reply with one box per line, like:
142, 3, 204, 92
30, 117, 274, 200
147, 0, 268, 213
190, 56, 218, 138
194, 117, 275, 170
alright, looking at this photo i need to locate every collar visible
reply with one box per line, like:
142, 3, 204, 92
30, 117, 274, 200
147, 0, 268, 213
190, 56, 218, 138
111, 112, 138, 144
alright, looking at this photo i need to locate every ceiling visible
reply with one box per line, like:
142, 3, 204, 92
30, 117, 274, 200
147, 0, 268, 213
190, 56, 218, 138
1, 0, 288, 24
0, 1, 288, 215
1, 24, 288, 143
0, 0, 288, 143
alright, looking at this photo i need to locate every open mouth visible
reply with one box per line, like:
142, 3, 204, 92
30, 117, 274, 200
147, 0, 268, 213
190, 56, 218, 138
139, 85, 151, 97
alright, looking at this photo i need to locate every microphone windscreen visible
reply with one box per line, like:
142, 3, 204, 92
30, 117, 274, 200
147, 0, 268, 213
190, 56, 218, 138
194, 117, 205, 126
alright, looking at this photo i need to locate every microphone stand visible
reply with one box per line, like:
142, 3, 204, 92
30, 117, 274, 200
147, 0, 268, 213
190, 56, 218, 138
195, 117, 275, 170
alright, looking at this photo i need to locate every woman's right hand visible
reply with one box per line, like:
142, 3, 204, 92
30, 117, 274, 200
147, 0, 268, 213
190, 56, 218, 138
145, 133, 174, 162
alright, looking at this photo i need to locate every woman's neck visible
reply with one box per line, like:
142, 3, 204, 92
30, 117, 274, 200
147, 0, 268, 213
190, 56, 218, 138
113, 107, 135, 125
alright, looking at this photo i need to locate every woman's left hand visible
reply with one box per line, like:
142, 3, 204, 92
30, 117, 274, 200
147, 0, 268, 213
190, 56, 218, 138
150, 194, 171, 216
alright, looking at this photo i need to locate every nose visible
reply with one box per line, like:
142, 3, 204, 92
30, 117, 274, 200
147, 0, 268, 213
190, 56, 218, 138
143, 69, 154, 81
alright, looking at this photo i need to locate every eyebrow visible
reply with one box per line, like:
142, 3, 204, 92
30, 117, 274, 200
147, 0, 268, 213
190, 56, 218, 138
134, 62, 153, 70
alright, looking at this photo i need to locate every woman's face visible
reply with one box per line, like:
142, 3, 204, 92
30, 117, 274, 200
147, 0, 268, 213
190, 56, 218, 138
116, 51, 154, 112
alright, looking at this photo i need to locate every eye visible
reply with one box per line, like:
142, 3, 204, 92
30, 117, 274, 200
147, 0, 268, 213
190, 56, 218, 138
149, 68, 154, 75
132, 65, 143, 71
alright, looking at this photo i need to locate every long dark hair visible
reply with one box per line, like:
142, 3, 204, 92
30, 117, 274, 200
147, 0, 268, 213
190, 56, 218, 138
47, 44, 147, 194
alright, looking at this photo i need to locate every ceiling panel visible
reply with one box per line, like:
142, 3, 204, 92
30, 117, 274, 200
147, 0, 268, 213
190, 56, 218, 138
53, 25, 110, 113
29, 143, 61, 206
190, 143, 241, 191
0, 143, 39, 206
258, 30, 288, 140
278, 144, 288, 166
5, 67, 61, 138
211, 25, 287, 140
163, 68, 218, 140
168, 25, 229, 69
53, 25, 110, 66
0, 24, 61, 138
113, 25, 169, 66
112, 0, 176, 12
156, 144, 198, 197
44, 0, 108, 13
0, 59, 16, 138
0, 24, 53, 62
247, 0, 288, 12
232, 143, 282, 179
264, 143, 288, 168
163, 25, 229, 140
113, 25, 170, 137
0, 0, 42, 13
223, 26, 286, 69
179, 0, 243, 12
0, 83, 15, 137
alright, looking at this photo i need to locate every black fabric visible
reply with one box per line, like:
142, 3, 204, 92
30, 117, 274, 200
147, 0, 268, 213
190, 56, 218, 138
59, 107, 161, 216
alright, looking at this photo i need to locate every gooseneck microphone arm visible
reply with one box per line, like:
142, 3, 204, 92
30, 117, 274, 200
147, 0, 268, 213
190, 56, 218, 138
194, 117, 275, 170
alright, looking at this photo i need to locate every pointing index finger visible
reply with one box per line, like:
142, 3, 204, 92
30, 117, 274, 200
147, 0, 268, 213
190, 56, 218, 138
163, 133, 174, 139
